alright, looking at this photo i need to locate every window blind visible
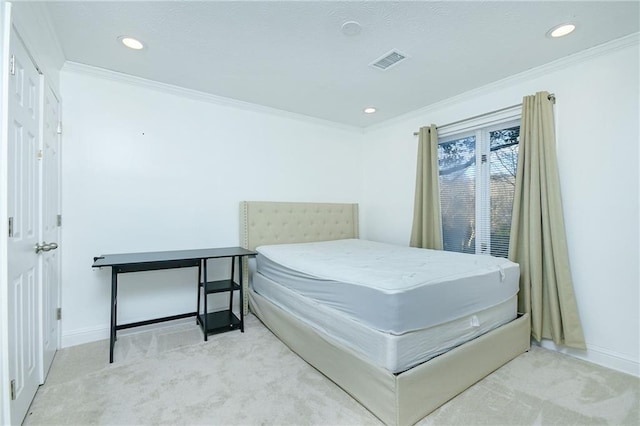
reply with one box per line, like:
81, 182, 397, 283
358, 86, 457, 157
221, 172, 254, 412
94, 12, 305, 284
438, 124, 519, 258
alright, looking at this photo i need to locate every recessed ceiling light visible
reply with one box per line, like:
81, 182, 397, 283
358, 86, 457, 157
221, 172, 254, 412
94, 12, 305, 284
119, 36, 144, 50
341, 21, 362, 37
547, 23, 576, 38
364, 107, 376, 114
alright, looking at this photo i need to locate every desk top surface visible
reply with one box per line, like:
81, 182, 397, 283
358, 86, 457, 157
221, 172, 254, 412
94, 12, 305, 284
92, 246, 256, 268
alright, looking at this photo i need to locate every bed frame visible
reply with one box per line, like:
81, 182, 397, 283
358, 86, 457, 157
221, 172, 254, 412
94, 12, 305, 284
240, 201, 530, 425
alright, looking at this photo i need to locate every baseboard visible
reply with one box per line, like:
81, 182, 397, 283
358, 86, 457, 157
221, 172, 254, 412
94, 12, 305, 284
62, 317, 200, 348
61, 312, 223, 348
61, 324, 109, 348
536, 340, 639, 378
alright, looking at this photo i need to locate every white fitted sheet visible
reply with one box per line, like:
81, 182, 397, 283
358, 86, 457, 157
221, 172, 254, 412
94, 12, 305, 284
256, 239, 519, 334
252, 272, 517, 373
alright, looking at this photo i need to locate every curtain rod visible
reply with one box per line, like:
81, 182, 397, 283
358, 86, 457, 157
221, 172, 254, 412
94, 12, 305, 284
413, 93, 556, 136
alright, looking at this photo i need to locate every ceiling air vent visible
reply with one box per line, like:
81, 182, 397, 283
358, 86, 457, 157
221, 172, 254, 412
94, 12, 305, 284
369, 49, 408, 71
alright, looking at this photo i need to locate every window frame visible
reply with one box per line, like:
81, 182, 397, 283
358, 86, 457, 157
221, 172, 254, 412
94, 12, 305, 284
437, 107, 521, 257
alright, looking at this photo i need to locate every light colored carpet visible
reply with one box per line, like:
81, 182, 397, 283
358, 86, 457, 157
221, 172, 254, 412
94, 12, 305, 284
24, 314, 639, 425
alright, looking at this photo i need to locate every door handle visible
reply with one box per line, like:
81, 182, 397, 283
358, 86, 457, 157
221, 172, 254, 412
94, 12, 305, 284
35, 242, 59, 254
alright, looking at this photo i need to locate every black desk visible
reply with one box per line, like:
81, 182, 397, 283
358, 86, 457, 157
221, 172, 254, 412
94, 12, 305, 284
92, 247, 256, 363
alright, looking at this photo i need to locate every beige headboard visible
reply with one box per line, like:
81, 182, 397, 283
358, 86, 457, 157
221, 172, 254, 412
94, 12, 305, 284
239, 201, 359, 315
240, 201, 359, 251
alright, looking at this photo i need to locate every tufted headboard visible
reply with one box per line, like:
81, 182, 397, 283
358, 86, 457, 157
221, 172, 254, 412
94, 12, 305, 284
239, 201, 359, 315
239, 201, 359, 251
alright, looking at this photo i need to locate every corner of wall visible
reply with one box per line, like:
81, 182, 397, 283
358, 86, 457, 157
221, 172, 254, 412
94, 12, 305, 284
10, 1, 64, 93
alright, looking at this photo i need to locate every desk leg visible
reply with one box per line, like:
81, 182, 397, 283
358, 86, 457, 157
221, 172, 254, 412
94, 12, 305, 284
239, 256, 245, 333
196, 260, 201, 324
228, 256, 235, 313
110, 269, 118, 363
203, 260, 208, 341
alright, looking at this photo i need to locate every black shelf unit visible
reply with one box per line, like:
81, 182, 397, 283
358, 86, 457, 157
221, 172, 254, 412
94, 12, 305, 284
202, 279, 241, 294
196, 256, 245, 340
197, 311, 241, 335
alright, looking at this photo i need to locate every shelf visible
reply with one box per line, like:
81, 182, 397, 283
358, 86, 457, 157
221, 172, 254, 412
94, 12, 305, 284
197, 310, 241, 335
201, 279, 240, 294
197, 254, 248, 341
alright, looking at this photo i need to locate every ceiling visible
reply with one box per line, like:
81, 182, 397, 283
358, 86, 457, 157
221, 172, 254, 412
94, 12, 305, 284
42, 1, 639, 128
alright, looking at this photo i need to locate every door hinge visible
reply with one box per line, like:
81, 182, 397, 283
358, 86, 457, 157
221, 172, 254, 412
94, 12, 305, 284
57, 121, 62, 135
481, 154, 487, 164
10, 379, 16, 400
8, 217, 13, 238
10, 54, 15, 76
37, 149, 43, 160
56, 308, 62, 320
57, 214, 62, 227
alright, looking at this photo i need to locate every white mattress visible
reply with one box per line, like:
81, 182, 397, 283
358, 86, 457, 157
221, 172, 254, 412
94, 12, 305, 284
256, 239, 519, 334
252, 272, 517, 373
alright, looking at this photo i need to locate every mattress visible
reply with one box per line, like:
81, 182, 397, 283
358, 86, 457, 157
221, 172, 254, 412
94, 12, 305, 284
252, 271, 517, 373
256, 239, 519, 334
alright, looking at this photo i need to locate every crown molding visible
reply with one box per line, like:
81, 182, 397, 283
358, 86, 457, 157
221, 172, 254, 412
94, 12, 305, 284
61, 61, 363, 134
60, 31, 638, 135
365, 32, 640, 133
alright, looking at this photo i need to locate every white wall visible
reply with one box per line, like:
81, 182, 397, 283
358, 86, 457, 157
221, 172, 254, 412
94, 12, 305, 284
361, 36, 639, 376
60, 66, 364, 346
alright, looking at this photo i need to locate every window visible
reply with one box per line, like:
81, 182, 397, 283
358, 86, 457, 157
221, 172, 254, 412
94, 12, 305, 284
438, 120, 520, 258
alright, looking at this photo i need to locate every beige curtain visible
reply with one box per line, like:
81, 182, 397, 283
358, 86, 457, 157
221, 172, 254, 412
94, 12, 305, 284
509, 92, 585, 349
410, 125, 443, 250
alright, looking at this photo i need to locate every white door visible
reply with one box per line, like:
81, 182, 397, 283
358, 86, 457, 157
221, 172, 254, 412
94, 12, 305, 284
40, 82, 61, 381
7, 28, 42, 425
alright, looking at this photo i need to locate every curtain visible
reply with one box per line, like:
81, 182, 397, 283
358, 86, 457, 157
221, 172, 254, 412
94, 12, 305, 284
410, 125, 443, 250
509, 91, 586, 349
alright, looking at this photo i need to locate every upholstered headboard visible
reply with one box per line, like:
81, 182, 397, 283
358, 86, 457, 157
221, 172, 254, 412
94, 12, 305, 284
240, 201, 359, 251
239, 201, 359, 314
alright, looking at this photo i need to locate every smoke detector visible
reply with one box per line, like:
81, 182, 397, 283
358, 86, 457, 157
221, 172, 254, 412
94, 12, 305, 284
369, 49, 408, 71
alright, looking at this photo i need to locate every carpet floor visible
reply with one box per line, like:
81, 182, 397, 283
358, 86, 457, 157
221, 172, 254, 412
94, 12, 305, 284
24, 314, 639, 425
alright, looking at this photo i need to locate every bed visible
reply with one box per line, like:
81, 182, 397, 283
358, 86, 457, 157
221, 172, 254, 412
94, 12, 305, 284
240, 201, 530, 425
